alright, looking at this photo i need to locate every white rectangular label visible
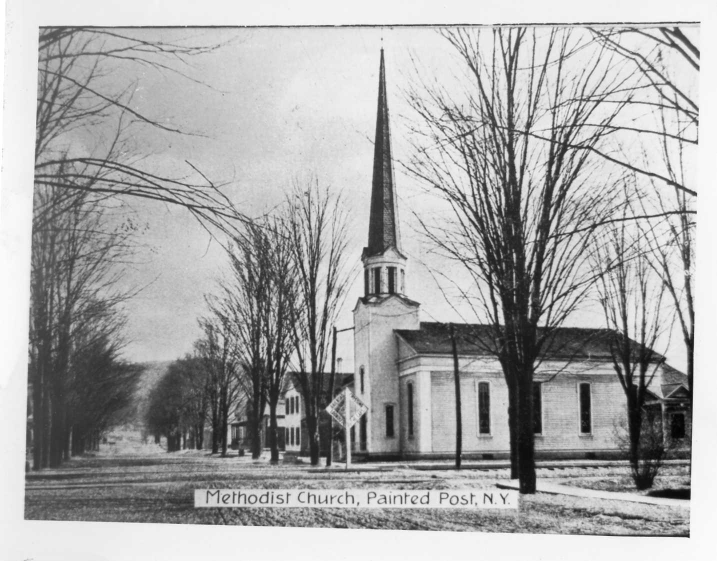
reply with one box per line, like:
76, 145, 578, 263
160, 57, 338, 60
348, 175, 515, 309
194, 489, 517, 509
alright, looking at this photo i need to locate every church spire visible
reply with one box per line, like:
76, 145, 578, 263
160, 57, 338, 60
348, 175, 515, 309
361, 49, 408, 299
366, 48, 401, 257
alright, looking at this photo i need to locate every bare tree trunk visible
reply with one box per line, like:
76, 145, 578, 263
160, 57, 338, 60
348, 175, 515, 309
268, 400, 280, 464
517, 374, 536, 494
507, 377, 519, 479
306, 411, 320, 466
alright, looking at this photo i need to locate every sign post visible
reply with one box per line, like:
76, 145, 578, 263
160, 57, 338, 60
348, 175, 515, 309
326, 388, 367, 470
344, 388, 351, 469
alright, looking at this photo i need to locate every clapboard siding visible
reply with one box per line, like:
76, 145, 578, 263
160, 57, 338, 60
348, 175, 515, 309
430, 372, 510, 453
430, 369, 627, 453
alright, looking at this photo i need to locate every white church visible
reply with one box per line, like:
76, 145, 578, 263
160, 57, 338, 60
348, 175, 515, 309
348, 50, 691, 461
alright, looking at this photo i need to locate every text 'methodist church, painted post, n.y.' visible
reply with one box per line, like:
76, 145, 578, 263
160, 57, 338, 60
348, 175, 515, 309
350, 49, 691, 461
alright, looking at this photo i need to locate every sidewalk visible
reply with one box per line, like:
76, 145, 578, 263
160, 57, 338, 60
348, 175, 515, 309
311, 458, 690, 473
496, 480, 690, 509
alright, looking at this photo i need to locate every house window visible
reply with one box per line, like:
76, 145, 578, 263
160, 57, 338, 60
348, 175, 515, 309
374, 267, 382, 294
579, 383, 592, 434
364, 268, 370, 296
388, 267, 396, 294
360, 366, 365, 393
671, 413, 685, 439
285, 427, 289, 445
360, 414, 367, 450
533, 382, 543, 435
401, 269, 405, 293
296, 426, 300, 446
296, 396, 300, 416
478, 382, 490, 435
407, 382, 414, 438
385, 404, 395, 438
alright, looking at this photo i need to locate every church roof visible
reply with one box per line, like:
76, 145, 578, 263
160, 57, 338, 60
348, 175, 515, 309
365, 48, 401, 258
394, 322, 667, 362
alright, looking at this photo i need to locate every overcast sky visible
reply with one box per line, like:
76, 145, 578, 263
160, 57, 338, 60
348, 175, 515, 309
65, 26, 694, 372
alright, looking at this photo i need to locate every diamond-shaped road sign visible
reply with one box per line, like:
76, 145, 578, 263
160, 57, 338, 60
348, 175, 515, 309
326, 389, 367, 429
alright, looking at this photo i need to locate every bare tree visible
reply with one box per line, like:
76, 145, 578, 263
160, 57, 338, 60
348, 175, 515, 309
590, 26, 697, 419
406, 28, 628, 493
220, 218, 295, 462
34, 28, 247, 235
592, 192, 669, 488
195, 313, 241, 457
285, 179, 353, 466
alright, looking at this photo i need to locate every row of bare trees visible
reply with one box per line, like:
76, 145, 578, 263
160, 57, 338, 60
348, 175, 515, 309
29, 28, 250, 468
144, 181, 352, 464
29, 184, 144, 468
407, 26, 697, 492
212, 180, 352, 465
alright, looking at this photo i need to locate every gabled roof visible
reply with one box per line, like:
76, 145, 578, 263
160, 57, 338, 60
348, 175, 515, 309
284, 371, 353, 399
394, 322, 663, 361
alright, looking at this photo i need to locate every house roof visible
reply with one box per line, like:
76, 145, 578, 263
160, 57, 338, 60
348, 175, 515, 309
394, 322, 664, 362
284, 371, 353, 398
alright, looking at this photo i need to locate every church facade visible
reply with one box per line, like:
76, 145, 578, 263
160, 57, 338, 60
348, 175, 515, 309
351, 50, 691, 461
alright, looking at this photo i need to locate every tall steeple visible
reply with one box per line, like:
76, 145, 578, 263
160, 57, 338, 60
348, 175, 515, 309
362, 49, 408, 298
366, 48, 401, 257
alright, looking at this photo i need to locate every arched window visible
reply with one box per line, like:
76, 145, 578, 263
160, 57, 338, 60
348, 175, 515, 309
360, 366, 365, 393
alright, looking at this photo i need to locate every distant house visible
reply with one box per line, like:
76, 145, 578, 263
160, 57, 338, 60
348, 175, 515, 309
283, 372, 353, 458
229, 395, 287, 453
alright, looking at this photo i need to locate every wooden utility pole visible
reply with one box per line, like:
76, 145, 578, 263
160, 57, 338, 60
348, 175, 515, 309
450, 323, 462, 470
326, 326, 338, 467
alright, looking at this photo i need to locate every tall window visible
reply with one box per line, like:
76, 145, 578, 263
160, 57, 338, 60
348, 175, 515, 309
401, 269, 405, 293
285, 427, 290, 445
388, 267, 396, 294
296, 426, 300, 446
579, 383, 592, 434
295, 396, 299, 416
671, 413, 685, 439
478, 382, 490, 434
364, 269, 370, 296
385, 404, 395, 438
407, 382, 414, 437
374, 268, 382, 294
360, 366, 365, 393
533, 382, 543, 435
360, 415, 367, 450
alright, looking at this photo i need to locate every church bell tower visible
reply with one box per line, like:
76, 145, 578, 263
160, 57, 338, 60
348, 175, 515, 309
353, 48, 420, 458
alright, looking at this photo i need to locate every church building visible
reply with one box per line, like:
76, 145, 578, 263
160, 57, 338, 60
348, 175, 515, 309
351, 50, 691, 461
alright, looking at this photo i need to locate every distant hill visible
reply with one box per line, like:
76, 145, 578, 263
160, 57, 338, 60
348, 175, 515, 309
122, 360, 173, 430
